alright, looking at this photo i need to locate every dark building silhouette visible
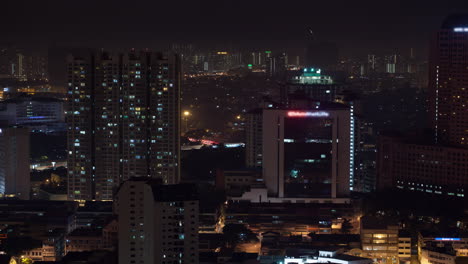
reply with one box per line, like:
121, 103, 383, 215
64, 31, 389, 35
429, 14, 468, 147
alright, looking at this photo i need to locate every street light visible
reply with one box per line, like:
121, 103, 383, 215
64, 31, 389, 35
182, 111, 191, 134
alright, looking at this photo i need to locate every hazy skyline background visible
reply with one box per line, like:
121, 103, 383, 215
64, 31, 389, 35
2, 0, 468, 57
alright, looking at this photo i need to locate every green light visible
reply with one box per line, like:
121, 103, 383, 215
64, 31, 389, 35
247, 64, 253, 67
265, 51, 272, 54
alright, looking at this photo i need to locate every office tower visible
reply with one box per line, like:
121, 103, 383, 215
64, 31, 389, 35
266, 52, 287, 77
429, 15, 468, 147
353, 119, 377, 193
117, 178, 199, 264
262, 102, 352, 199
67, 51, 181, 201
24, 54, 48, 80
385, 55, 397, 74
0, 127, 30, 199
15, 53, 25, 80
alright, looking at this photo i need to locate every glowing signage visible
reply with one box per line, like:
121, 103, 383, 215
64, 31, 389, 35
265, 51, 272, 54
454, 27, 468, 32
217, 51, 228, 55
435, 238, 461, 241
287, 111, 329, 117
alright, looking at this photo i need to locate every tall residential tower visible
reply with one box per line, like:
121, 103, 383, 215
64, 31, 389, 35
67, 51, 181, 201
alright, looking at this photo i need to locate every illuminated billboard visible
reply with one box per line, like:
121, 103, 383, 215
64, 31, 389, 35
287, 111, 329, 117
434, 238, 461, 241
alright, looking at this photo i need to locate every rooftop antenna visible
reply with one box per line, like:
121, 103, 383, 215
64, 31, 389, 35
307, 27, 315, 41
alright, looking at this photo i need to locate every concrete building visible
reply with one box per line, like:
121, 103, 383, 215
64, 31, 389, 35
360, 216, 400, 264
67, 51, 181, 201
116, 178, 199, 264
0, 127, 30, 199
215, 169, 261, 196
377, 133, 468, 197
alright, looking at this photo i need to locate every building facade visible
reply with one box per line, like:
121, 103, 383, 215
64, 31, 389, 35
428, 15, 468, 147
360, 216, 400, 264
262, 103, 352, 199
116, 179, 199, 264
0, 96, 64, 124
67, 51, 181, 201
0, 127, 30, 199
377, 134, 468, 197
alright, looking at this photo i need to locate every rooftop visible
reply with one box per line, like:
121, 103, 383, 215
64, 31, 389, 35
361, 215, 398, 230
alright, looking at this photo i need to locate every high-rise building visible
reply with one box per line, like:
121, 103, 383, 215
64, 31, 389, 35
67, 51, 181, 201
262, 102, 352, 200
245, 109, 263, 168
429, 15, 468, 147
116, 178, 199, 264
0, 127, 30, 199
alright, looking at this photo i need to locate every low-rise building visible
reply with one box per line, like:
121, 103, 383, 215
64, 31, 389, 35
266, 248, 373, 264
360, 216, 399, 264
421, 246, 457, 264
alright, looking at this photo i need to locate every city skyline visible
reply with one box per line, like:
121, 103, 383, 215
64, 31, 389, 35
0, 3, 467, 264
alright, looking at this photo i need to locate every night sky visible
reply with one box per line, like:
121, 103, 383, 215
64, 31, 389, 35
2, 0, 468, 56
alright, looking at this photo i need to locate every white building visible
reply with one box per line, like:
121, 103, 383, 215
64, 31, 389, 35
116, 179, 199, 264
262, 103, 352, 200
281, 248, 373, 264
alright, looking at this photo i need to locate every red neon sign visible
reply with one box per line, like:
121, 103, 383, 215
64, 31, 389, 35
287, 111, 329, 117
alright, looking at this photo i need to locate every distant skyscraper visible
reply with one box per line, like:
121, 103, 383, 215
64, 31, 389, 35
67, 51, 181, 201
117, 179, 199, 264
429, 14, 468, 147
266, 52, 287, 77
0, 127, 30, 199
